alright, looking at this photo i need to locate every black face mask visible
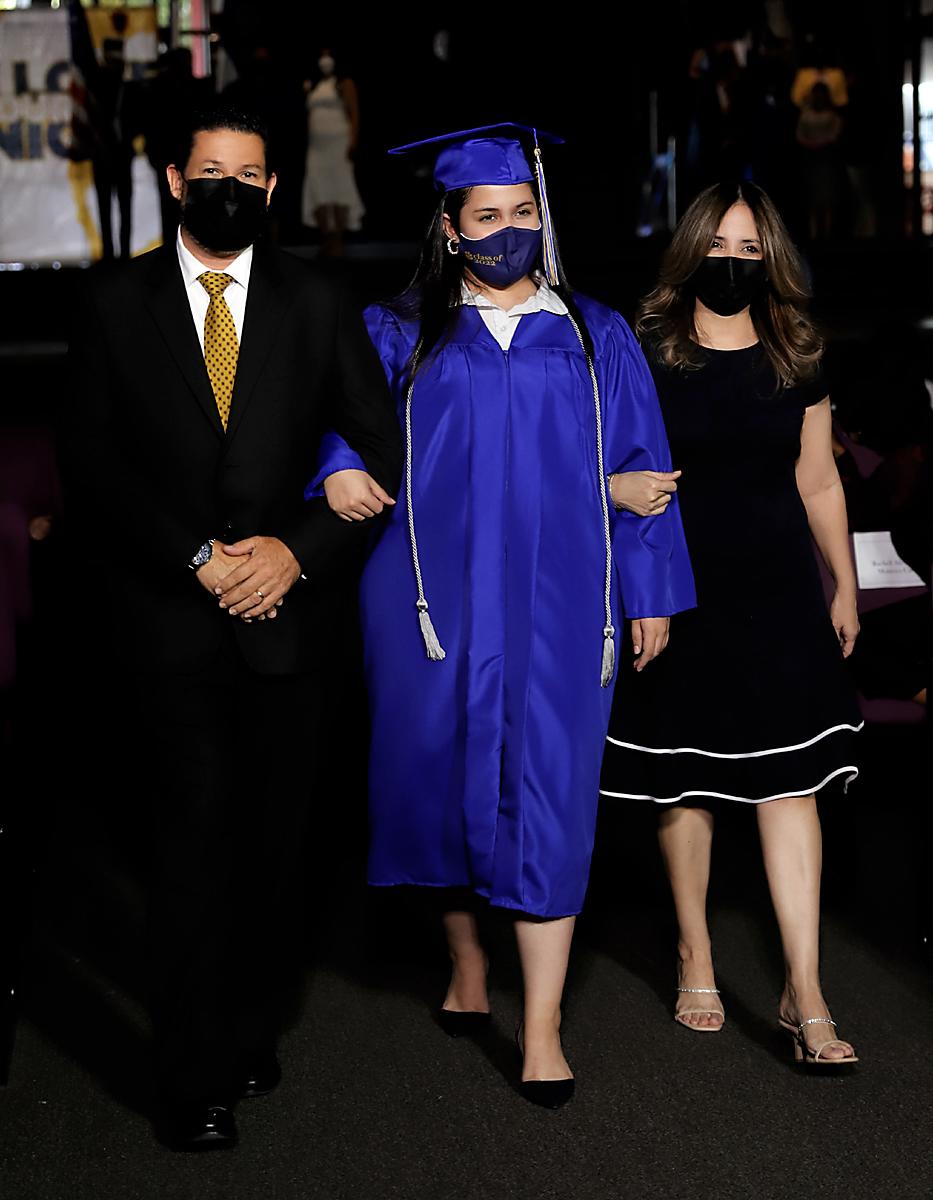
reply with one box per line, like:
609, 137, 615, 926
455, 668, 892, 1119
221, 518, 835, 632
181, 176, 269, 254
692, 255, 767, 316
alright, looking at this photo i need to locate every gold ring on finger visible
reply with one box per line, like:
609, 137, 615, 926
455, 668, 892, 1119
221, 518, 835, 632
256, 589, 264, 599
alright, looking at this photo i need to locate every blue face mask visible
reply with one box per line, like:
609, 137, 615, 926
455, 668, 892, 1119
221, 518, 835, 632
458, 224, 543, 287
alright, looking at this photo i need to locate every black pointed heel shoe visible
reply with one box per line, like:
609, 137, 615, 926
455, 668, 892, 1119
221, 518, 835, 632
437, 1008, 492, 1038
239, 1052, 282, 1098
167, 1101, 238, 1151
515, 1024, 575, 1109
520, 1077, 576, 1109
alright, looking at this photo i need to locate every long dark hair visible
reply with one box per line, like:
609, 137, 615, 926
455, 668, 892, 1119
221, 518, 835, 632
636, 180, 822, 387
387, 180, 594, 378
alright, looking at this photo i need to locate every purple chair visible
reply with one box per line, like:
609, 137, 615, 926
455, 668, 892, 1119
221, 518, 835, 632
0, 500, 30, 691
816, 429, 927, 725
0, 426, 62, 1086
0, 426, 61, 690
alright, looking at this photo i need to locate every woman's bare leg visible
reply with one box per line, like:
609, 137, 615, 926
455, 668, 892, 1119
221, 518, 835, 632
514, 916, 575, 1081
441, 909, 489, 1013
757, 793, 854, 1059
658, 805, 724, 1029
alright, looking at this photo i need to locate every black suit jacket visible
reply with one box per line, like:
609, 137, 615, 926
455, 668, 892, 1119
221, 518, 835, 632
62, 240, 402, 674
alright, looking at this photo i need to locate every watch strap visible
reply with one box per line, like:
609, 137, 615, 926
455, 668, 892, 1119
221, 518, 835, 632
188, 539, 215, 570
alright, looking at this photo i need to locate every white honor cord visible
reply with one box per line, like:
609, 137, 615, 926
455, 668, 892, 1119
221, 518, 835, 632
567, 315, 616, 687
404, 341, 446, 661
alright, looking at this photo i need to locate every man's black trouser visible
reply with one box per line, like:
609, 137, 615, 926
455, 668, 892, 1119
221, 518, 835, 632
132, 633, 321, 1103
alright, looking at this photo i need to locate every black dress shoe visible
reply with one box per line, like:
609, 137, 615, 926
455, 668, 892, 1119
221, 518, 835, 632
240, 1053, 282, 1098
515, 1024, 575, 1109
170, 1102, 238, 1150
437, 1008, 492, 1038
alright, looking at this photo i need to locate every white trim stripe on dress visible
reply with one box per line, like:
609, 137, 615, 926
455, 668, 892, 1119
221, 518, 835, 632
605, 721, 864, 759
599, 765, 860, 805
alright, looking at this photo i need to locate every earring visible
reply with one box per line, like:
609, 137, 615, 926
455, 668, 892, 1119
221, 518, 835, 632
446, 238, 460, 256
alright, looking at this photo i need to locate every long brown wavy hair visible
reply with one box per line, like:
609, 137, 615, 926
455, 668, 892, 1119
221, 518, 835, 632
636, 181, 823, 386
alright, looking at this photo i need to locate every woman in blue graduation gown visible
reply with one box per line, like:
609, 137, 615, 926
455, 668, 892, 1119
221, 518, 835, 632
310, 124, 696, 1104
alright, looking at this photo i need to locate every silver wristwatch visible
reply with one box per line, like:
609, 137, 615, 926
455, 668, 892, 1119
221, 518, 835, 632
189, 539, 215, 571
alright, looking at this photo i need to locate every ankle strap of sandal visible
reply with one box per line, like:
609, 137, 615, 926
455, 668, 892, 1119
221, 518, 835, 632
677, 987, 720, 994
798, 1017, 836, 1032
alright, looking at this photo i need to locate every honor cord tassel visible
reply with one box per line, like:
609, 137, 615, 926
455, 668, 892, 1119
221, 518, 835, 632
417, 601, 445, 660
601, 625, 616, 688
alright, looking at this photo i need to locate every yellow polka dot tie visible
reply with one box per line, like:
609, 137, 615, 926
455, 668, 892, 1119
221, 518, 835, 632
198, 271, 239, 430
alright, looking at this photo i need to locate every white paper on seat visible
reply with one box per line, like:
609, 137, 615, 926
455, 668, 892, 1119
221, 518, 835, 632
853, 531, 925, 590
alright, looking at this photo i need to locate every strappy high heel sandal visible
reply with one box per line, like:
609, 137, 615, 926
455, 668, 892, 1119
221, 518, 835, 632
778, 1016, 858, 1066
674, 987, 725, 1032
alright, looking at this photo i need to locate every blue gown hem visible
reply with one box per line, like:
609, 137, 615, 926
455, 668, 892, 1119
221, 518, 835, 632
367, 878, 469, 891
367, 879, 582, 919
474, 891, 583, 919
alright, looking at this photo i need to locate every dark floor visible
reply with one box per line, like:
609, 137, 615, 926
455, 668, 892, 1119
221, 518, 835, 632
1, 716, 930, 1200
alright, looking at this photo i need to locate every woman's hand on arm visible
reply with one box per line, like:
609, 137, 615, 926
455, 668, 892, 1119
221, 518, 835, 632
609, 470, 681, 517
324, 469, 396, 522
796, 397, 859, 655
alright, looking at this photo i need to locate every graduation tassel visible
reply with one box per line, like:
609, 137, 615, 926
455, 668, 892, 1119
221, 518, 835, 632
405, 343, 447, 663
417, 599, 446, 661
533, 129, 559, 287
601, 625, 616, 688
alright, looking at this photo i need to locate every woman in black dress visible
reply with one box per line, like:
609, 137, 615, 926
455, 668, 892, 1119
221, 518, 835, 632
601, 182, 861, 1066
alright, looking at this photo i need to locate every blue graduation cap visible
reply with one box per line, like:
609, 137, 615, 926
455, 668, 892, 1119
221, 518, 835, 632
389, 122, 565, 285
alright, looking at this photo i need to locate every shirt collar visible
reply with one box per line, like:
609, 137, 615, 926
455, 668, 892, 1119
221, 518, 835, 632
460, 273, 568, 317
176, 225, 253, 291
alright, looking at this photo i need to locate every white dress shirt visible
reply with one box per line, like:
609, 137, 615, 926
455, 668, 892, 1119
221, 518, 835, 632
176, 226, 253, 354
460, 274, 568, 351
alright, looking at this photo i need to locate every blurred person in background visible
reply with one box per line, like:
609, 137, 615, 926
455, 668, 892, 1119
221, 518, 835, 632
684, 35, 755, 192
791, 37, 849, 110
91, 18, 139, 259
301, 47, 364, 255
796, 82, 847, 240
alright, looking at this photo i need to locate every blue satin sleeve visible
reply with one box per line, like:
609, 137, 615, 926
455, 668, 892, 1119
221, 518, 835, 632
600, 312, 697, 619
304, 431, 366, 499
304, 304, 414, 499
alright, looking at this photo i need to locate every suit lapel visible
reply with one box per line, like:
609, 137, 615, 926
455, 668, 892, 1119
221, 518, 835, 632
224, 246, 291, 443
142, 246, 225, 439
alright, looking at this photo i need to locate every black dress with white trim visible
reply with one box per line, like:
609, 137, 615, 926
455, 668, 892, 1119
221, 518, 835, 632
601, 343, 861, 805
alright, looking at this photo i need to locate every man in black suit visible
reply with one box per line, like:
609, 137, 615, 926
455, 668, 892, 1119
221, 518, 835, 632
62, 103, 401, 1149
